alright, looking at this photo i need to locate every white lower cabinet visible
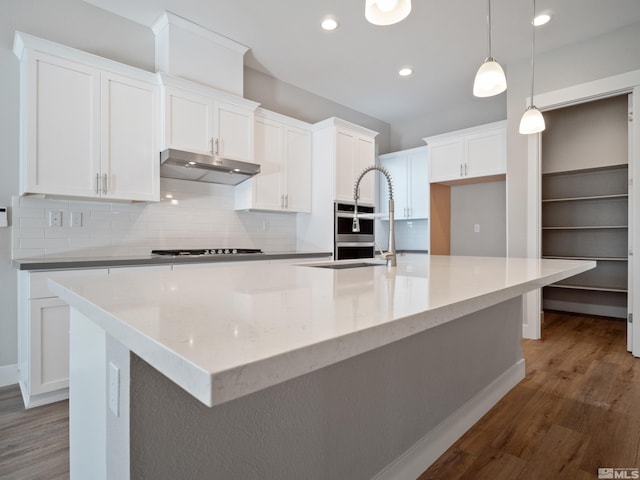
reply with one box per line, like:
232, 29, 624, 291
28, 297, 70, 396
18, 268, 108, 408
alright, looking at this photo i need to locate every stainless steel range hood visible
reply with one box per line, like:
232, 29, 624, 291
160, 149, 260, 186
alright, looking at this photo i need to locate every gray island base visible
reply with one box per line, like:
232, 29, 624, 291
51, 255, 594, 479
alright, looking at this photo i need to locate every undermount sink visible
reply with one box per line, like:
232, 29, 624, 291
306, 262, 386, 270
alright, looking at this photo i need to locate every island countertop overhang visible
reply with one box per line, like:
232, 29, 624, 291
48, 255, 595, 407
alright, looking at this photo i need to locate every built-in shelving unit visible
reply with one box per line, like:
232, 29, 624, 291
541, 164, 629, 318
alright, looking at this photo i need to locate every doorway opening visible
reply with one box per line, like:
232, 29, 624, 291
540, 95, 630, 334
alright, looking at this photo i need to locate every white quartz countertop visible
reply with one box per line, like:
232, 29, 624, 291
49, 255, 594, 407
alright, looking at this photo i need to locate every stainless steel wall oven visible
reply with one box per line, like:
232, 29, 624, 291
334, 202, 375, 260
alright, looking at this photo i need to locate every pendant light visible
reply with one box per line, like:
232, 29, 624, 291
365, 0, 412, 26
519, 0, 546, 134
473, 0, 507, 97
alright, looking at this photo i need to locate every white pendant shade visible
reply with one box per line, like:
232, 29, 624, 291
473, 58, 507, 97
519, 105, 546, 134
365, 0, 412, 26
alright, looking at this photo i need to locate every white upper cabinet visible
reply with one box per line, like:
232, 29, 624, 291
14, 33, 160, 202
425, 121, 506, 184
378, 146, 429, 220
333, 125, 377, 204
311, 118, 378, 205
235, 109, 312, 212
101, 72, 160, 201
160, 74, 259, 163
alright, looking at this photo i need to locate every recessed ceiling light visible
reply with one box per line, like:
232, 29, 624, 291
399, 67, 413, 77
321, 17, 339, 31
533, 13, 551, 26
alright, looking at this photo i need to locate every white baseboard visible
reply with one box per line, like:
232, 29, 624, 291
0, 364, 18, 388
372, 359, 526, 480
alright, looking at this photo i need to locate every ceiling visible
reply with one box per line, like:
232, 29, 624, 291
82, 0, 640, 125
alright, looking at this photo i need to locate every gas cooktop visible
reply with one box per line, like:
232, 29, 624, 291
151, 248, 263, 256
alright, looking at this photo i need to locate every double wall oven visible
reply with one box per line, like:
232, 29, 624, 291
334, 202, 375, 260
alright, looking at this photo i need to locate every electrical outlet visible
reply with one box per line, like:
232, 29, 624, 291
474, 223, 480, 233
70, 212, 83, 228
48, 210, 63, 228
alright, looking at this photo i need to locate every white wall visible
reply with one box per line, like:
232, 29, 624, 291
11, 179, 297, 259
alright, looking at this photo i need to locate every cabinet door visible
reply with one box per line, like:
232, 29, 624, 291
335, 129, 357, 202
29, 298, 70, 395
428, 139, 464, 183
250, 116, 284, 210
378, 155, 407, 217
356, 135, 376, 205
466, 128, 506, 178
407, 151, 429, 219
214, 101, 254, 162
101, 72, 159, 201
24, 52, 100, 197
284, 125, 312, 213
164, 87, 213, 154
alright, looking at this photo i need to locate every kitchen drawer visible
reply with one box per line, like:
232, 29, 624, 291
29, 269, 108, 299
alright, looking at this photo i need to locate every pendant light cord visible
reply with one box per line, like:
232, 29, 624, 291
530, 0, 536, 105
487, 0, 492, 58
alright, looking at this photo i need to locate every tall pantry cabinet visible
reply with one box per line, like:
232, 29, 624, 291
541, 95, 630, 319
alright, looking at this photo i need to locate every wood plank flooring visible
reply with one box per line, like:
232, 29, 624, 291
0, 312, 637, 479
0, 386, 68, 480
419, 312, 640, 480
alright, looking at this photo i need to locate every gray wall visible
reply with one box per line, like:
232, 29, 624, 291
388, 95, 506, 152
0, 0, 391, 374
130, 297, 523, 480
244, 67, 391, 154
450, 181, 507, 257
506, 22, 640, 257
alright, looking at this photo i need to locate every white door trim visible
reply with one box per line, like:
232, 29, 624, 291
524, 69, 640, 349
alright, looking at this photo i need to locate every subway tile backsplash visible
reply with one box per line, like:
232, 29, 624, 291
11, 178, 297, 259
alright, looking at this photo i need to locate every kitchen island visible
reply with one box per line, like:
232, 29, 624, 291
49, 255, 594, 480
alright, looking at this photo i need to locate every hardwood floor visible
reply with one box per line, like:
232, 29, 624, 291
419, 311, 640, 480
0, 312, 637, 480
0, 386, 69, 480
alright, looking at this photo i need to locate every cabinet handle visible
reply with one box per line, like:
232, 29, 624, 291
464, 163, 468, 176
285, 195, 289, 209
215, 139, 220, 155
280, 195, 284, 208
102, 174, 108, 195
96, 173, 100, 195
209, 138, 214, 155
460, 164, 463, 177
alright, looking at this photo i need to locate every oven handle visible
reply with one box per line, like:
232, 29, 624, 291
335, 242, 375, 247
